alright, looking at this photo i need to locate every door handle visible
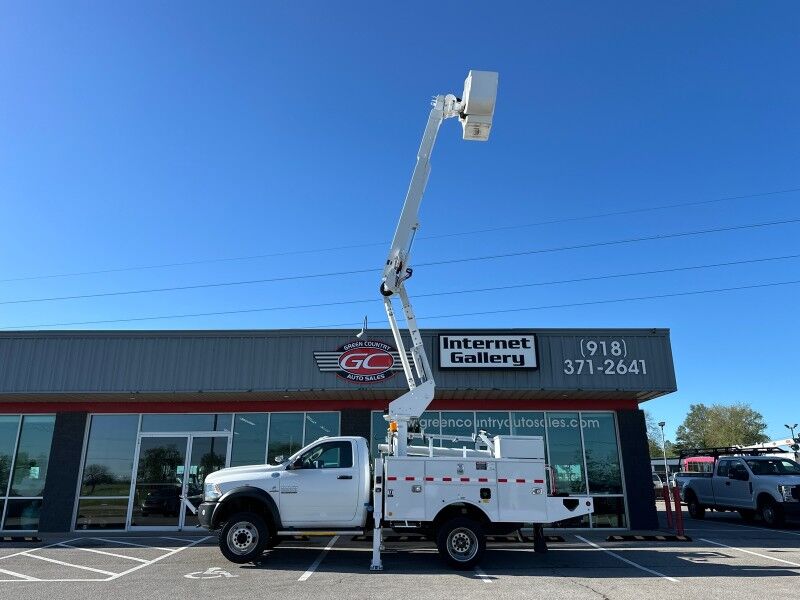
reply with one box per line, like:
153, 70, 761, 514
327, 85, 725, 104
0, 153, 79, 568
337, 475, 353, 480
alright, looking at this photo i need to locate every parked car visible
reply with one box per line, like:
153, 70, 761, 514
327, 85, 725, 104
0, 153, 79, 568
677, 455, 800, 526
652, 472, 664, 491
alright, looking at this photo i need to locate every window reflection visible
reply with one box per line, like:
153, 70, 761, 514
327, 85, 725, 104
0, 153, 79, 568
140, 414, 232, 433
304, 413, 339, 445
267, 413, 304, 463
582, 413, 623, 495
80, 415, 138, 496
544, 412, 586, 495
231, 413, 269, 467
0, 416, 20, 495
10, 416, 55, 498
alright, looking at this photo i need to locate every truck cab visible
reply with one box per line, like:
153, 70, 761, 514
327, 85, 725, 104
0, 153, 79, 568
197, 436, 372, 561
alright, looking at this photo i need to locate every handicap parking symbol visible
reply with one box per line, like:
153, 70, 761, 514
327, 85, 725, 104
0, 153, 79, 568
185, 567, 238, 579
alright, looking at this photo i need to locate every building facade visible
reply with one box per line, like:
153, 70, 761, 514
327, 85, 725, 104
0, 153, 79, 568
0, 328, 676, 534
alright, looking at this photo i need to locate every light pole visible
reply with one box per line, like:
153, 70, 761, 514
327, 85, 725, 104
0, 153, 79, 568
787, 424, 799, 461
658, 421, 670, 489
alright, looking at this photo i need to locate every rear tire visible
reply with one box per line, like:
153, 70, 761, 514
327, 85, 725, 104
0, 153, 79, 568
436, 517, 486, 570
759, 498, 785, 528
218, 512, 270, 563
686, 493, 705, 519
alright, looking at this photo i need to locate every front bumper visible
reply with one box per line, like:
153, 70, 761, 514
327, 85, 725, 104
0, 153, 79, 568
197, 501, 218, 529
782, 501, 800, 519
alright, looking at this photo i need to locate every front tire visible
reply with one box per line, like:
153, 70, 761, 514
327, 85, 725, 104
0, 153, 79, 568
436, 517, 486, 570
219, 512, 270, 563
759, 498, 785, 528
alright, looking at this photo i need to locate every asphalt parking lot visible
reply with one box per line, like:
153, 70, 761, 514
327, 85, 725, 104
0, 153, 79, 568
1, 511, 798, 600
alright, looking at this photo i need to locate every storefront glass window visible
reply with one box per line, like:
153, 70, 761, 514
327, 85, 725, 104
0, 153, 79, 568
475, 412, 511, 436
75, 498, 129, 530
0, 416, 20, 495
591, 496, 627, 528
231, 413, 270, 467
140, 414, 232, 433
304, 412, 340, 445
582, 413, 623, 495
10, 416, 55, 498
545, 412, 586, 495
267, 413, 304, 463
80, 415, 138, 496
371, 412, 388, 458
4, 499, 43, 530
440, 411, 475, 449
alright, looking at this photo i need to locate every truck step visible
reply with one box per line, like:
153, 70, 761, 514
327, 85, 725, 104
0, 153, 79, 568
276, 530, 364, 537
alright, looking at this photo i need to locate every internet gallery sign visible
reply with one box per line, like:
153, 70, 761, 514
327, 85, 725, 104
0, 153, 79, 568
438, 334, 537, 369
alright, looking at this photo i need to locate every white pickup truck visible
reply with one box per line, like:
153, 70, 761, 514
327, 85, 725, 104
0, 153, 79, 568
677, 454, 800, 526
198, 434, 593, 569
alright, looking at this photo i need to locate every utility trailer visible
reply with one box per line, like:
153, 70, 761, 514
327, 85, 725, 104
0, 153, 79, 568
198, 69, 594, 570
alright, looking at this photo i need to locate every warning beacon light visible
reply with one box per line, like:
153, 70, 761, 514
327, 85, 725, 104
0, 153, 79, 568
459, 70, 498, 141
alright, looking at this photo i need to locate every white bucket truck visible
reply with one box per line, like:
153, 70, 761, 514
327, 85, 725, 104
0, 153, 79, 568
198, 70, 594, 569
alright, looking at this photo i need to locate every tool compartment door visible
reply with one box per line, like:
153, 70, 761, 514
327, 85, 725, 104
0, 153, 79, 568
384, 458, 426, 520
496, 460, 548, 522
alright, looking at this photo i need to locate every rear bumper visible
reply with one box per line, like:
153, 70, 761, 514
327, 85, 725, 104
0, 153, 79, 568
197, 502, 218, 529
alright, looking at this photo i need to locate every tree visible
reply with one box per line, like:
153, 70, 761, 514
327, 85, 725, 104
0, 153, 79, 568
675, 402, 768, 452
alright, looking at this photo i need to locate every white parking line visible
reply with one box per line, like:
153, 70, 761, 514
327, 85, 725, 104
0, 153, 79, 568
21, 552, 118, 576
107, 535, 211, 580
297, 535, 339, 581
474, 566, 492, 583
700, 538, 800, 567
92, 538, 172, 551
715, 522, 800, 537
56, 543, 150, 563
0, 568, 41, 581
0, 538, 81, 562
575, 535, 679, 583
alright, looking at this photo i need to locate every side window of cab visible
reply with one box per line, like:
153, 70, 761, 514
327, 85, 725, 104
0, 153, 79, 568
716, 460, 730, 477
296, 441, 354, 470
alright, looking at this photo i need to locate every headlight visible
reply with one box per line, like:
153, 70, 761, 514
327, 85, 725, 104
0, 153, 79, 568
778, 485, 796, 502
204, 482, 222, 502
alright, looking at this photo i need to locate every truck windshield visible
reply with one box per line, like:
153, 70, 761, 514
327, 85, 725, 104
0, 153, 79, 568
744, 458, 800, 475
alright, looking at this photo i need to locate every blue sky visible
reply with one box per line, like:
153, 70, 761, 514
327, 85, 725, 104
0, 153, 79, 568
1, 2, 798, 441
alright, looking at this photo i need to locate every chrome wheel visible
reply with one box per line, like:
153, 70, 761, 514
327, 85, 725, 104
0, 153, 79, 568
447, 527, 478, 562
227, 521, 259, 555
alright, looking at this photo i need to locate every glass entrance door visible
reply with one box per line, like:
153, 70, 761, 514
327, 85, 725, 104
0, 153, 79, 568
129, 435, 229, 530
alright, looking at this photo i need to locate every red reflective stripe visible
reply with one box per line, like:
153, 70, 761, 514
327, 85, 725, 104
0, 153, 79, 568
516, 478, 526, 483
534, 479, 544, 483
425, 476, 434, 482
442, 477, 452, 482
387, 476, 397, 481
478, 477, 488, 483
405, 476, 415, 481
498, 478, 508, 483
460, 477, 470, 482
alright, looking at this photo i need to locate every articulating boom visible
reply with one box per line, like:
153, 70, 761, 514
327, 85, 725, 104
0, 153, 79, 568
379, 71, 498, 456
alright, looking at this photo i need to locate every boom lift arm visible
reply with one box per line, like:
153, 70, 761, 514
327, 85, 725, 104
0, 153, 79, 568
379, 70, 498, 457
